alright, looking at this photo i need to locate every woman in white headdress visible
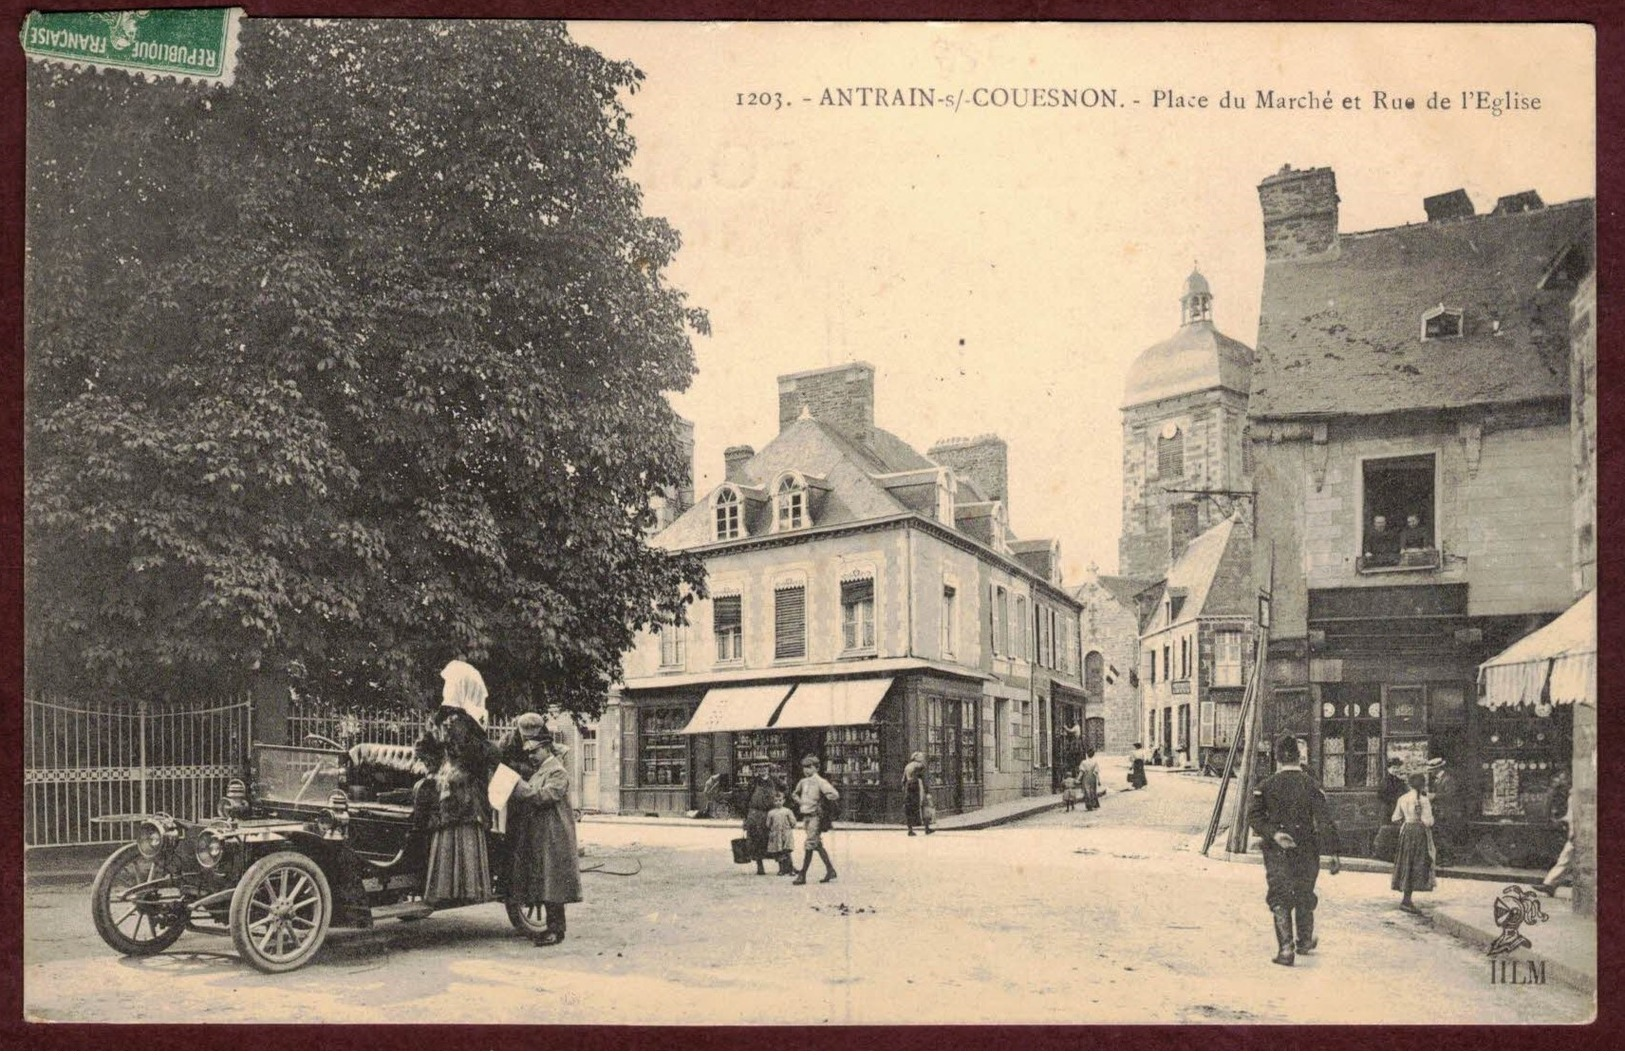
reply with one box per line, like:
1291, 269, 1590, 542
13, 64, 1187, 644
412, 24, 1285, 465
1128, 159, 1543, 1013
418, 660, 497, 903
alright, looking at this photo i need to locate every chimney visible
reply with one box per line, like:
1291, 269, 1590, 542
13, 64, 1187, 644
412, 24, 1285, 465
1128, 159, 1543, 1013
1423, 189, 1475, 222
1258, 164, 1340, 261
723, 445, 755, 483
1493, 190, 1544, 216
777, 362, 875, 448
929, 434, 1010, 521
672, 416, 696, 513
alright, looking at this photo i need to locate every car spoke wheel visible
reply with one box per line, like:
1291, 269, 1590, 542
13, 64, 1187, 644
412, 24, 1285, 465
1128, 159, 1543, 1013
506, 900, 550, 938
229, 851, 332, 973
91, 843, 188, 956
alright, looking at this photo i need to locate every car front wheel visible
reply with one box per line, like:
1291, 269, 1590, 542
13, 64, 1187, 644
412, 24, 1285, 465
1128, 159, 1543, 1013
91, 843, 188, 956
229, 850, 333, 973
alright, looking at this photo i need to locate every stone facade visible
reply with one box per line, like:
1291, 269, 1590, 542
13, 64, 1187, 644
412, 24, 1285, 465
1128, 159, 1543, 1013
1570, 272, 1596, 597
1072, 575, 1146, 754
1119, 388, 1252, 581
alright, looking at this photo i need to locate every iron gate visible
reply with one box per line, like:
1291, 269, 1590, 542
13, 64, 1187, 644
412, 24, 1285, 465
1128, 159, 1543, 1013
24, 694, 253, 849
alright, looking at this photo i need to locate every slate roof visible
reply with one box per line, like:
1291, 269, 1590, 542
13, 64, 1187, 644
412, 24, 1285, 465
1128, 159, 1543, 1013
1141, 517, 1252, 634
1090, 575, 1159, 611
1250, 198, 1594, 420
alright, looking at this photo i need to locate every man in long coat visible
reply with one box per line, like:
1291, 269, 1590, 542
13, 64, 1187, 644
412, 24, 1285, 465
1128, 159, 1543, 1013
1249, 735, 1340, 966
507, 723, 582, 947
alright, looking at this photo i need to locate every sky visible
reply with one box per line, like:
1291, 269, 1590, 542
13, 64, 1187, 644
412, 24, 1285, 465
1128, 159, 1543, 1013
568, 22, 1594, 581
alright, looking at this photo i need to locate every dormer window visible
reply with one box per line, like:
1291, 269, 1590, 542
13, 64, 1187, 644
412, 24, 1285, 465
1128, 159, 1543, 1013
774, 473, 807, 532
936, 470, 956, 525
714, 486, 743, 541
1422, 304, 1463, 341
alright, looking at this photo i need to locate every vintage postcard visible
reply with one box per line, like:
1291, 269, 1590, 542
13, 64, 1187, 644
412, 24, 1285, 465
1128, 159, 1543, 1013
21, 18, 1596, 1029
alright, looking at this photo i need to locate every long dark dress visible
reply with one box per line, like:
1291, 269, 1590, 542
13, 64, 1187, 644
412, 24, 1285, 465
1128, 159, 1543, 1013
1390, 792, 1437, 894
903, 762, 929, 829
420, 708, 496, 904
507, 753, 582, 906
1128, 757, 1148, 789
743, 781, 775, 861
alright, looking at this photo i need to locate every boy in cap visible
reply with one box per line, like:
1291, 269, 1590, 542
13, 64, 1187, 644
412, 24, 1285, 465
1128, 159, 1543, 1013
791, 754, 839, 885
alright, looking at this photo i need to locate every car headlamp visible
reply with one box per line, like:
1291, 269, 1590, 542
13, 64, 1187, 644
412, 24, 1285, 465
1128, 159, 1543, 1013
195, 828, 227, 870
134, 816, 177, 858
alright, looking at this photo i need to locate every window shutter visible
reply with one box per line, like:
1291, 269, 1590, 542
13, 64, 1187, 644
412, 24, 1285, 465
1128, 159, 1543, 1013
620, 705, 638, 788
1200, 699, 1215, 747
774, 585, 806, 659
714, 594, 742, 630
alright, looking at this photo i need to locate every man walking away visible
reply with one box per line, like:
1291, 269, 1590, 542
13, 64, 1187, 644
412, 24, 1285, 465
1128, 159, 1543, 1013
792, 754, 839, 885
1249, 736, 1340, 966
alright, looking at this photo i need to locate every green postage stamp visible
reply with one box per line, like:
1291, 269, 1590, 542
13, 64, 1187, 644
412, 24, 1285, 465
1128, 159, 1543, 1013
21, 8, 242, 85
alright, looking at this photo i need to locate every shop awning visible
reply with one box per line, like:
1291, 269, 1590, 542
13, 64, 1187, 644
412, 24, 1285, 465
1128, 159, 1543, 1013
771, 678, 894, 730
680, 683, 795, 734
1478, 591, 1595, 710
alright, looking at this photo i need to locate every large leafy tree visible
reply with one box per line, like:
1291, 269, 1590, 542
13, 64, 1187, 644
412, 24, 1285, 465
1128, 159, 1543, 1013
26, 20, 707, 715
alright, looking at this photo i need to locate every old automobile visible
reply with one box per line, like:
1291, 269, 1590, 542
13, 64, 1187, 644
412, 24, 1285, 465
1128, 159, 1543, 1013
91, 741, 550, 972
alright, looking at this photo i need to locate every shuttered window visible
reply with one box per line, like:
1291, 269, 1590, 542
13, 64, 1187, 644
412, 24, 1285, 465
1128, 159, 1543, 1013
714, 595, 743, 662
774, 585, 807, 660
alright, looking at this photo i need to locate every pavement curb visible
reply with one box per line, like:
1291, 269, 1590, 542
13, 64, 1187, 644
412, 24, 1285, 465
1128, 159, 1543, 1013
1427, 906, 1596, 995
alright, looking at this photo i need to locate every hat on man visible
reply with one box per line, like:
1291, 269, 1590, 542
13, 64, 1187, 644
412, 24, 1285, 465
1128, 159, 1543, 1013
515, 711, 551, 751
801, 754, 820, 767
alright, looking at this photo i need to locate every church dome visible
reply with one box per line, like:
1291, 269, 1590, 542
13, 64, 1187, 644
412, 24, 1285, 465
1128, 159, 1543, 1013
1122, 272, 1255, 409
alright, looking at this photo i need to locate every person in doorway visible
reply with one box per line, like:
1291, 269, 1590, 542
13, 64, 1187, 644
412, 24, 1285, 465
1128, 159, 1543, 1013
506, 727, 582, 946
1430, 761, 1468, 865
1391, 772, 1437, 913
1128, 743, 1148, 790
1077, 749, 1101, 810
1249, 735, 1341, 967
1151, 745, 1164, 767
742, 767, 777, 875
419, 660, 497, 905
696, 768, 724, 819
791, 754, 839, 885
766, 790, 797, 875
903, 751, 934, 835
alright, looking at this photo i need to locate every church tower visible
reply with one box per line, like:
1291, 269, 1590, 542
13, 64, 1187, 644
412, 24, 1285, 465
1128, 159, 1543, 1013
1118, 270, 1255, 581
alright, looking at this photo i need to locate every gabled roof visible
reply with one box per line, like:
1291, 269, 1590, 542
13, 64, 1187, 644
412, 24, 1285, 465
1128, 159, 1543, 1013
1090, 574, 1159, 610
1142, 517, 1253, 634
653, 418, 910, 550
1251, 198, 1594, 420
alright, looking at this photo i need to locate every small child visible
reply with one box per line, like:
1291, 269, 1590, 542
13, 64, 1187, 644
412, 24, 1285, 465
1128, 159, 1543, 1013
1061, 775, 1081, 812
766, 790, 797, 876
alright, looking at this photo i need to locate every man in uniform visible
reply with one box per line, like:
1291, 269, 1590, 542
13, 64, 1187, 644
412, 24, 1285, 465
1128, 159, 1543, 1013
1249, 736, 1341, 966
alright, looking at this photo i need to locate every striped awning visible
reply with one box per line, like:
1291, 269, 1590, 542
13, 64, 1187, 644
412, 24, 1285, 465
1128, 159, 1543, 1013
1478, 591, 1595, 710
680, 683, 795, 734
771, 678, 894, 730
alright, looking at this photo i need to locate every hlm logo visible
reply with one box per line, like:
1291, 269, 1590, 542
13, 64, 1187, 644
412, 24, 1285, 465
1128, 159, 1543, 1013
1487, 885, 1549, 985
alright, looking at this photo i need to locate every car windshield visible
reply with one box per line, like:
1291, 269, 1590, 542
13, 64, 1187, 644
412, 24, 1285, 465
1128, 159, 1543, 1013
255, 745, 346, 808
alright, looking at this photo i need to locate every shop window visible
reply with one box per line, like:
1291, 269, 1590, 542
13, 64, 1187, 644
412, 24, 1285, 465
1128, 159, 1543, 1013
638, 706, 690, 787
960, 700, 981, 784
1320, 683, 1382, 789
774, 584, 806, 660
714, 487, 742, 541
658, 624, 685, 669
1385, 685, 1427, 735
840, 577, 876, 653
1158, 427, 1185, 478
774, 474, 807, 532
1213, 631, 1244, 687
941, 583, 958, 658
1360, 454, 1438, 571
713, 594, 742, 663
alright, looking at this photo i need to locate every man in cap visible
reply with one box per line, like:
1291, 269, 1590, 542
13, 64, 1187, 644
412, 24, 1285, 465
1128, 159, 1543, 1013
1249, 735, 1341, 966
506, 718, 582, 946
791, 754, 839, 885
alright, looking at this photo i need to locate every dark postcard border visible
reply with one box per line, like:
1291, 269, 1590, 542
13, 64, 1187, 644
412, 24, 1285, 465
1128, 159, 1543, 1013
0, 1, 1617, 1050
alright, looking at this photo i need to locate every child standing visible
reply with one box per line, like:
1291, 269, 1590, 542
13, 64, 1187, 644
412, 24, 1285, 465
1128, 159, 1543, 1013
1391, 772, 1437, 913
1061, 775, 1081, 811
766, 790, 797, 876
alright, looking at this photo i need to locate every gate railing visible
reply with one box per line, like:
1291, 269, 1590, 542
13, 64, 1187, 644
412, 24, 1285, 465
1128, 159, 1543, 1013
286, 697, 517, 749
24, 693, 253, 849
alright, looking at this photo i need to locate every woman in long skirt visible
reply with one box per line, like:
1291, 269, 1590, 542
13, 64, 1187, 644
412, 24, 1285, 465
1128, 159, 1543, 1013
1391, 772, 1437, 912
1128, 742, 1148, 790
1078, 749, 1101, 810
742, 769, 776, 874
421, 660, 496, 904
903, 752, 933, 835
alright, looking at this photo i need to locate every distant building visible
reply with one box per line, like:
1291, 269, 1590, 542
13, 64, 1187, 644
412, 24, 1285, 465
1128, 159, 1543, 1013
608, 363, 1084, 822
1248, 164, 1593, 863
1136, 515, 1256, 771
1071, 572, 1155, 756
1119, 270, 1256, 582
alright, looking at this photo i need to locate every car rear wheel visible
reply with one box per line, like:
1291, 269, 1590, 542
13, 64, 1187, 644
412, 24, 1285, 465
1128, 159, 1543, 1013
506, 900, 551, 938
229, 850, 333, 973
91, 843, 188, 956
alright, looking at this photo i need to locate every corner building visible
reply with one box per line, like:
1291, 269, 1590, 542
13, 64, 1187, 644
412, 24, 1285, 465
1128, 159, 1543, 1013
609, 363, 1085, 822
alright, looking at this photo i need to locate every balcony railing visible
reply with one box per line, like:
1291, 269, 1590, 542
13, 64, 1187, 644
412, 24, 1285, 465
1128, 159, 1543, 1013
1356, 547, 1441, 575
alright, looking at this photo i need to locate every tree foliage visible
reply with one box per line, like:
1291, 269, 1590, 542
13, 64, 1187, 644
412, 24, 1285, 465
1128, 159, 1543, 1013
26, 20, 708, 714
